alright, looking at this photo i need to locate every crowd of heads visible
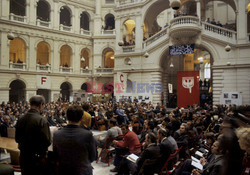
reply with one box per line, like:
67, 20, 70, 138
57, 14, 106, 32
0, 97, 249, 174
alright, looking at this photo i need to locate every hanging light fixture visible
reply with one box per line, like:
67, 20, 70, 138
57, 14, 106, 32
46, 63, 50, 67
85, 66, 89, 70
81, 57, 85, 62
110, 56, 115, 59
170, 62, 174, 68
171, 0, 181, 10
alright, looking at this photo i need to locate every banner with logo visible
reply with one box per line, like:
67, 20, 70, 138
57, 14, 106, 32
177, 71, 200, 108
169, 44, 195, 55
37, 75, 51, 89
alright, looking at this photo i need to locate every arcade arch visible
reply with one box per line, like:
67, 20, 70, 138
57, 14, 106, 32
37, 41, 50, 65
10, 0, 26, 16
80, 48, 90, 69
60, 82, 72, 102
160, 46, 213, 108
102, 48, 114, 68
9, 79, 26, 103
60, 45, 72, 67
9, 38, 26, 63
60, 6, 71, 26
80, 11, 90, 30
37, 0, 50, 21
122, 19, 135, 45
104, 13, 115, 30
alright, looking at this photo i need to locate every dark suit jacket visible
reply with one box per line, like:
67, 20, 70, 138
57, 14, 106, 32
137, 143, 161, 175
201, 155, 224, 175
159, 137, 175, 170
15, 109, 51, 156
53, 125, 96, 175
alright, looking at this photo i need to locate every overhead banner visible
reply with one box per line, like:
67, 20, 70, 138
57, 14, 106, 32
169, 44, 195, 55
177, 71, 200, 108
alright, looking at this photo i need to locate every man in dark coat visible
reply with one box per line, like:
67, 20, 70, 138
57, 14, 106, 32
15, 95, 51, 175
53, 105, 96, 175
157, 128, 175, 171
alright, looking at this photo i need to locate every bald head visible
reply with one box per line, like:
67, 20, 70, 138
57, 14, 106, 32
29, 95, 45, 107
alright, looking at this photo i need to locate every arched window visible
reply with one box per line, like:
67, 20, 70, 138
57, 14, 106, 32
104, 13, 115, 30
10, 0, 26, 16
80, 49, 90, 69
9, 38, 26, 63
103, 48, 114, 68
37, 41, 50, 65
60, 6, 71, 26
37, 0, 50, 21
80, 12, 90, 30
247, 3, 250, 35
60, 45, 72, 67
123, 19, 135, 45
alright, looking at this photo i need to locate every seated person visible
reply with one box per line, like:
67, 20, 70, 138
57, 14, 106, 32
157, 128, 175, 171
111, 124, 141, 172
0, 116, 12, 137
174, 123, 189, 159
118, 132, 161, 175
176, 140, 224, 175
96, 118, 122, 148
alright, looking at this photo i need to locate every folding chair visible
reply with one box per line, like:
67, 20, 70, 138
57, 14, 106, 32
160, 146, 183, 175
96, 137, 116, 166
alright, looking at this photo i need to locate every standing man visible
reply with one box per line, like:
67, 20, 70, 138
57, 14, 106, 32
53, 105, 96, 175
15, 95, 51, 175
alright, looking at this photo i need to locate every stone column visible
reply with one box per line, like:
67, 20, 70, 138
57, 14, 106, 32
53, 41, 60, 72
93, 0, 102, 35
196, 0, 201, 20
26, 89, 37, 101
29, 0, 37, 25
28, 37, 36, 71
53, 2, 59, 30
151, 71, 162, 105
0, 88, 10, 102
135, 15, 143, 50
0, 0, 10, 20
236, 0, 247, 43
0, 32, 10, 69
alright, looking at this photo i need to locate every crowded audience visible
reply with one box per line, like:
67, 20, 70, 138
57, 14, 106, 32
0, 97, 249, 175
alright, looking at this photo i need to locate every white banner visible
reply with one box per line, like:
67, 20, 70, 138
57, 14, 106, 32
37, 75, 51, 89
117, 72, 127, 93
168, 83, 173, 93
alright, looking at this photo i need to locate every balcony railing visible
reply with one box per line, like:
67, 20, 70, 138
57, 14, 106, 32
102, 29, 116, 35
96, 68, 113, 73
9, 62, 26, 70
201, 22, 237, 42
122, 45, 135, 52
143, 27, 168, 48
59, 66, 73, 73
170, 16, 200, 27
59, 24, 72, 32
9, 13, 27, 23
80, 68, 91, 74
36, 19, 50, 28
117, 0, 144, 7
36, 64, 51, 72
80, 28, 91, 36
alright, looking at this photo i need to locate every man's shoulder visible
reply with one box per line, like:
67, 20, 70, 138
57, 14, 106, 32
83, 111, 91, 117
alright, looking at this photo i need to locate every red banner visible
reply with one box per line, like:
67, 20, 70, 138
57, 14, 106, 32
177, 71, 200, 108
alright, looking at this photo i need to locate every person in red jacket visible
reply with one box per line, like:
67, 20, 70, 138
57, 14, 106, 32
111, 124, 141, 172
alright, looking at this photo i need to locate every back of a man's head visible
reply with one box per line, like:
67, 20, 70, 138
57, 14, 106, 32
82, 103, 89, 111
29, 95, 45, 107
67, 105, 83, 123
